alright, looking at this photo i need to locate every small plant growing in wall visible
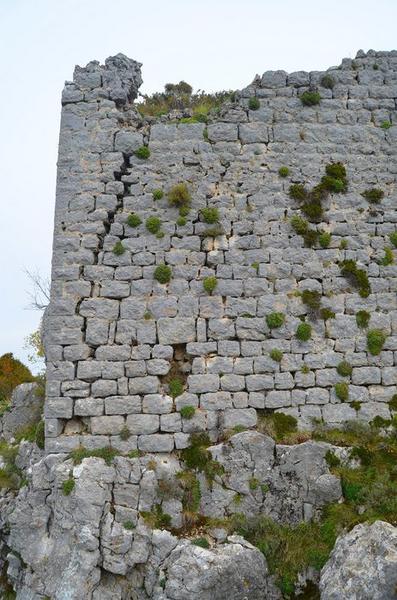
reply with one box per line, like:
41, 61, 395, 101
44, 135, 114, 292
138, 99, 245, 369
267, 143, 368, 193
145, 216, 162, 234
367, 329, 387, 356
335, 382, 349, 402
289, 184, 307, 202
201, 207, 220, 224
270, 349, 283, 362
339, 260, 371, 298
62, 477, 75, 496
180, 405, 196, 419
379, 247, 394, 266
320, 74, 335, 89
296, 322, 312, 342
248, 97, 260, 110
337, 361, 352, 377
300, 91, 321, 106
154, 264, 172, 284
361, 188, 384, 203
177, 216, 187, 226
153, 189, 164, 200
278, 166, 289, 178
319, 231, 332, 248
191, 537, 210, 549
266, 312, 285, 329
112, 241, 126, 255
380, 121, 392, 129
127, 213, 142, 228
301, 289, 322, 318
389, 232, 397, 248
169, 378, 184, 398
203, 276, 218, 295
320, 308, 335, 320
119, 426, 131, 441
135, 146, 150, 159
356, 310, 370, 329
167, 183, 191, 208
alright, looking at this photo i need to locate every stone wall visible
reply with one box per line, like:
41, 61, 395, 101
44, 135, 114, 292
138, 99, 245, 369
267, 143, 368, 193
44, 50, 397, 453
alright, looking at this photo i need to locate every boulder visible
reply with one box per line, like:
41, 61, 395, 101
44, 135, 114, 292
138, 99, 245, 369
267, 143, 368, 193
320, 521, 397, 600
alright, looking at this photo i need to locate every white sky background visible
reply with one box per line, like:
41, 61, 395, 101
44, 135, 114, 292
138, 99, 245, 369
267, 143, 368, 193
0, 0, 396, 372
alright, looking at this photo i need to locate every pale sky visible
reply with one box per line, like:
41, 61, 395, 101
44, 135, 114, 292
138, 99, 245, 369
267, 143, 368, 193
0, 0, 396, 372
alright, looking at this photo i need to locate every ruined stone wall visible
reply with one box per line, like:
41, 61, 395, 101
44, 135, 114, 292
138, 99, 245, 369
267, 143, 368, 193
44, 50, 397, 453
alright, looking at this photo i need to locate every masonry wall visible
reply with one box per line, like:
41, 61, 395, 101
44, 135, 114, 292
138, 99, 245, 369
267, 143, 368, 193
44, 50, 397, 453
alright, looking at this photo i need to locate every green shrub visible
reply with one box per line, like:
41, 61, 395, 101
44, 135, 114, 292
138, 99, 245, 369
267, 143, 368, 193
373, 63, 379, 70
62, 477, 75, 496
302, 229, 319, 248
266, 312, 285, 329
145, 216, 161, 234
127, 213, 142, 228
290, 215, 309, 235
181, 433, 223, 483
325, 162, 347, 181
339, 260, 371, 298
278, 166, 289, 177
192, 537, 210, 548
361, 188, 384, 203
119, 426, 131, 441
389, 232, 397, 248
112, 241, 126, 255
35, 421, 45, 449
179, 205, 190, 217
301, 289, 322, 314
154, 264, 172, 284
335, 382, 349, 401
351, 401, 362, 412
320, 74, 335, 89
339, 239, 348, 249
380, 121, 392, 129
320, 308, 335, 320
389, 395, 397, 411
141, 504, 172, 529
379, 247, 394, 266
123, 520, 135, 530
319, 231, 331, 248
201, 207, 219, 224
177, 216, 187, 226
356, 310, 370, 328
71, 446, 119, 465
180, 405, 196, 419
167, 183, 191, 207
135, 146, 150, 159
296, 322, 312, 341
289, 184, 307, 201
325, 450, 340, 468
248, 97, 260, 110
337, 361, 352, 377
169, 378, 184, 398
245, 477, 258, 491
203, 276, 218, 295
301, 199, 323, 221
367, 329, 387, 355
300, 91, 321, 106
153, 189, 164, 200
273, 412, 298, 439
270, 349, 283, 362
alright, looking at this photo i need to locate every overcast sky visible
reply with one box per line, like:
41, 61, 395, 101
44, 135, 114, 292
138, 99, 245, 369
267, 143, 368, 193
0, 0, 396, 372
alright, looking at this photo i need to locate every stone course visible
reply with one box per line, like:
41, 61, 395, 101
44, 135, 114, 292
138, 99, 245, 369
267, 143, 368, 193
45, 50, 397, 452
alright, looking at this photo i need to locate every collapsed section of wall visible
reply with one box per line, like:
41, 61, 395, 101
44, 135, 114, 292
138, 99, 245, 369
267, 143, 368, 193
44, 50, 397, 453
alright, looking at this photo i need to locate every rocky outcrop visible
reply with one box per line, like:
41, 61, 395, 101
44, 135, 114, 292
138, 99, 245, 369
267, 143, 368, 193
0, 382, 42, 441
320, 520, 397, 599
0, 430, 341, 598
